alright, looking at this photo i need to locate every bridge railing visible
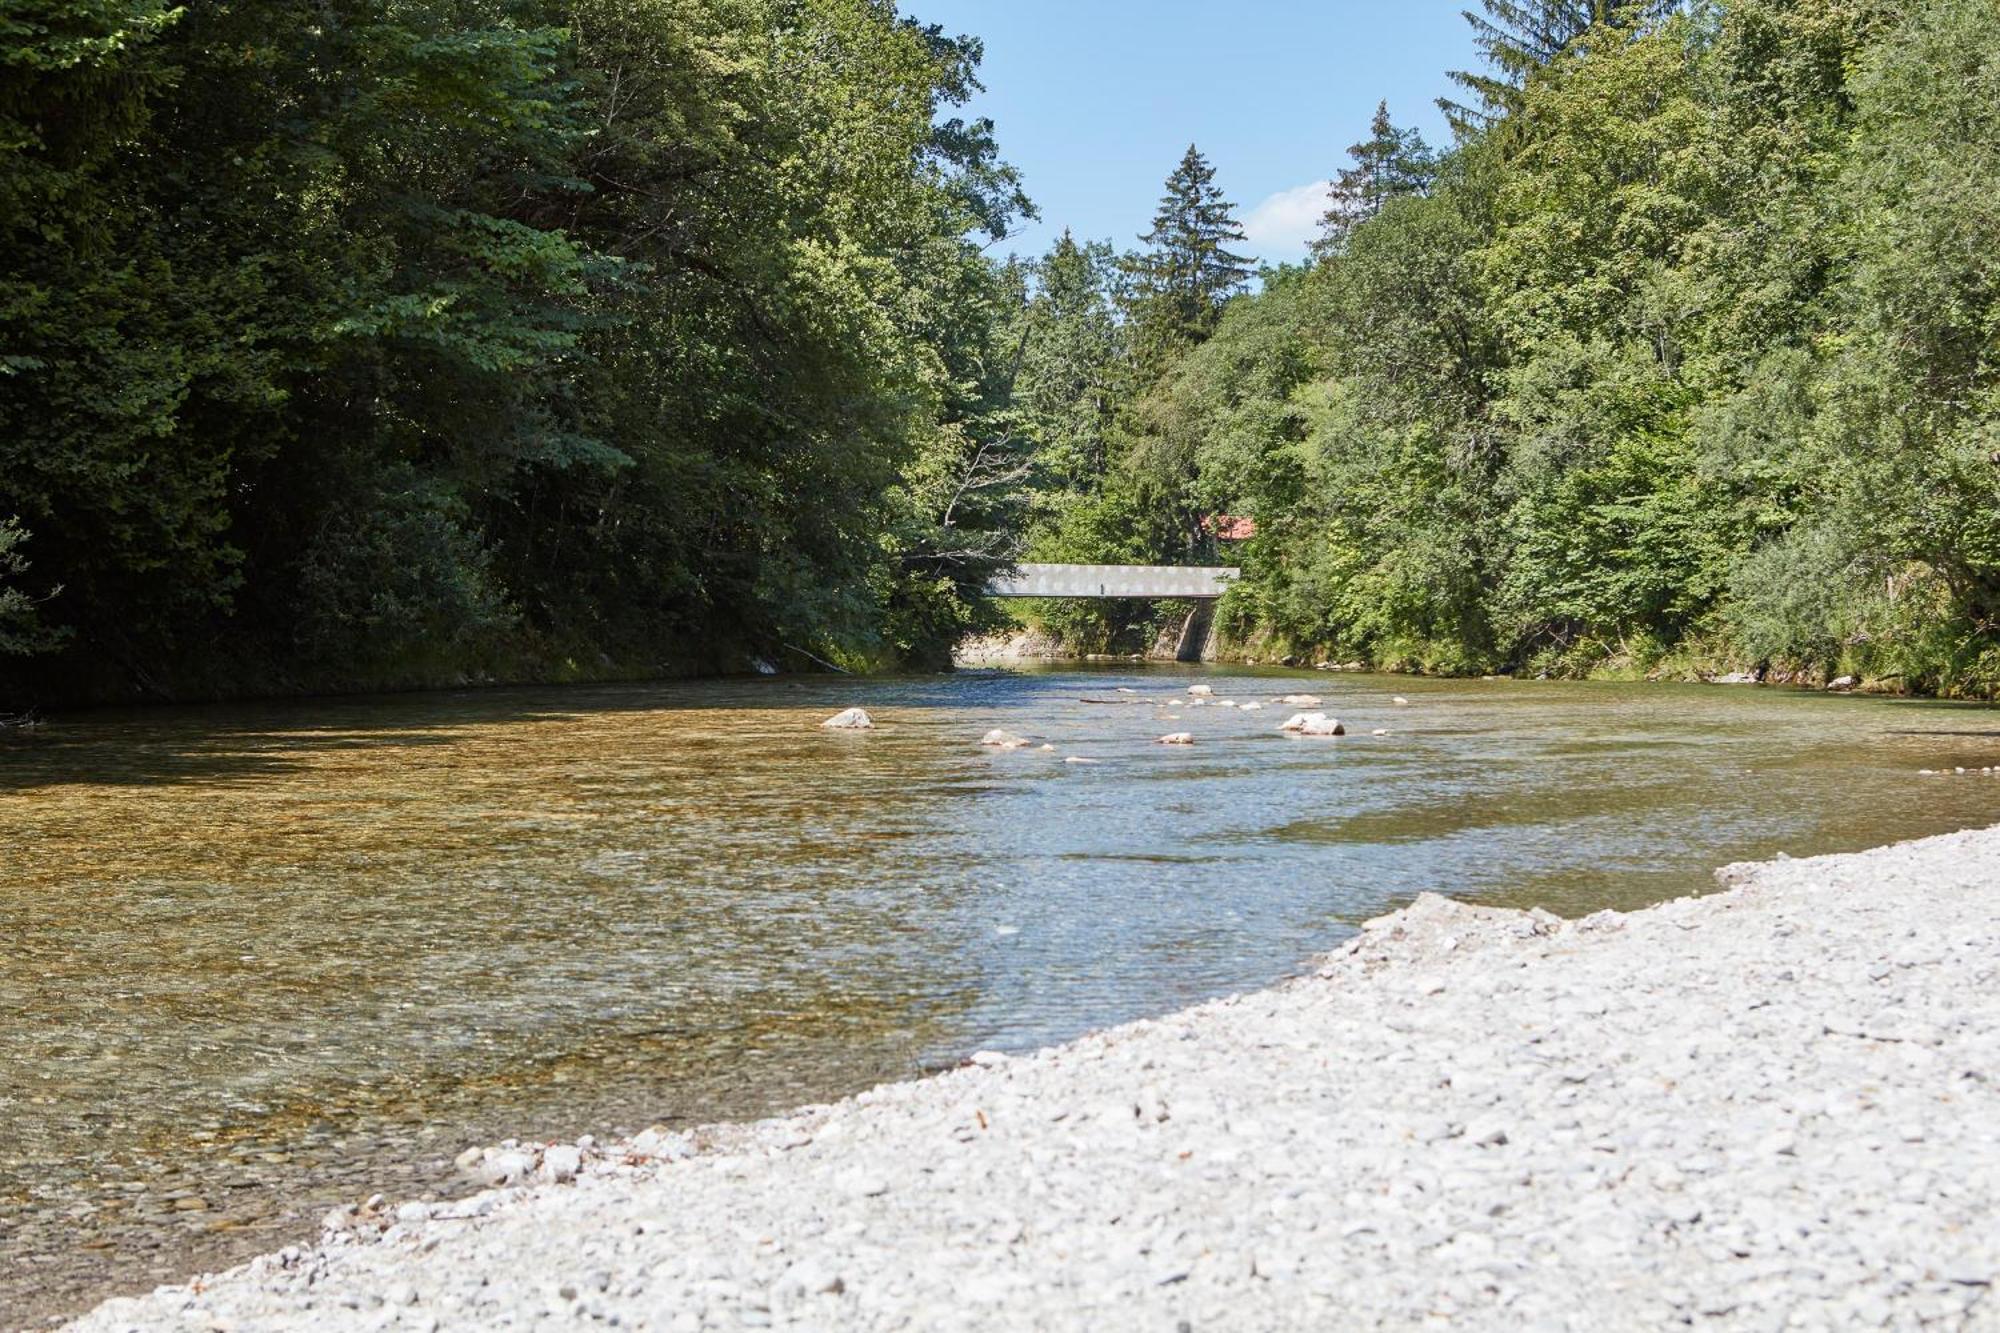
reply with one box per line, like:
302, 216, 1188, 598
985, 563, 1240, 600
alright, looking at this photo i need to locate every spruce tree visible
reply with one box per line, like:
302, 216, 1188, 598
1440, 1, 1685, 133
1313, 101, 1435, 258
1124, 145, 1252, 366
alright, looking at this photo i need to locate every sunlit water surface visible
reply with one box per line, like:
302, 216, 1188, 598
5, 667, 1999, 1320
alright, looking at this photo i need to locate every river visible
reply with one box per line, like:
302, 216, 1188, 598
4, 666, 1997, 1322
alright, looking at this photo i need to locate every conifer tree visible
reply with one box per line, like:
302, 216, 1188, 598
1313, 101, 1435, 258
1124, 145, 1252, 366
1440, 1, 1684, 133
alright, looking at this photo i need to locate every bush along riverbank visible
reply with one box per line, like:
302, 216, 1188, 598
69, 825, 2000, 1332
955, 618, 1908, 699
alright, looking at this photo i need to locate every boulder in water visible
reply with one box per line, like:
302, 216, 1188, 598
1279, 712, 1327, 733
1281, 694, 1322, 706
1187, 684, 1214, 697
821, 708, 874, 730
1157, 732, 1196, 745
1297, 716, 1346, 737
980, 729, 1029, 749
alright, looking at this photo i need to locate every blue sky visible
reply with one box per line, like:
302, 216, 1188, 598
904, 1, 1484, 265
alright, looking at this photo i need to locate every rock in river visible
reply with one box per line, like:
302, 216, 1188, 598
821, 708, 873, 730
1156, 733, 1195, 746
981, 729, 1029, 749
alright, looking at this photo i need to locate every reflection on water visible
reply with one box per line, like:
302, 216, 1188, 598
4, 668, 1998, 1320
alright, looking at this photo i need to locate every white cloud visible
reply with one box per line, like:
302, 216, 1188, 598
1241, 180, 1331, 262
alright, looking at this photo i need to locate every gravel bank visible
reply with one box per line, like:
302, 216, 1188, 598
68, 827, 2000, 1332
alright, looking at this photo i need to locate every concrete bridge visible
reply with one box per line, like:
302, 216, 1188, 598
984, 563, 1239, 601
984, 563, 1240, 661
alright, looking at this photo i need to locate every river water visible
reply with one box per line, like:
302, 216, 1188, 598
5, 667, 1998, 1320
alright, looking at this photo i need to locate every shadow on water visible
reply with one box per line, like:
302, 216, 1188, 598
0, 677, 1004, 793
0, 662, 1428, 792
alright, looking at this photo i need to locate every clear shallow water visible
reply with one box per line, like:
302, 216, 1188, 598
5, 667, 2000, 1319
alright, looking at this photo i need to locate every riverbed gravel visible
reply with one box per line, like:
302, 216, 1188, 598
66, 826, 2000, 1331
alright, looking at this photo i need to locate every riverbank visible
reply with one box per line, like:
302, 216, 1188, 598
67, 825, 2000, 1331
954, 628, 1911, 697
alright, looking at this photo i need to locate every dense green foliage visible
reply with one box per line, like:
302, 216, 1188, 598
1, 0, 1028, 703
1442, 0, 1684, 132
1007, 0, 2000, 696
9, 0, 2000, 703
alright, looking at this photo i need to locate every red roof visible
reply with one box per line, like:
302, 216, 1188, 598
1202, 514, 1257, 542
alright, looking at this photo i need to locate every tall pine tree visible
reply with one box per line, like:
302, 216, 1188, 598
1312, 101, 1435, 257
1440, 1, 1685, 133
1124, 145, 1252, 368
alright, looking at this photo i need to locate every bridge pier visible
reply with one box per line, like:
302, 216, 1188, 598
1174, 602, 1217, 663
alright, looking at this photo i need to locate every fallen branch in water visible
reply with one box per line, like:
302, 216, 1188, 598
782, 643, 851, 675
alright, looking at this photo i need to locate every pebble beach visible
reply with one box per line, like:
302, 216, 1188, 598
65, 825, 2000, 1332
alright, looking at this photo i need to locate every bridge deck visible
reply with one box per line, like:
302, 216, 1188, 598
986, 563, 1240, 600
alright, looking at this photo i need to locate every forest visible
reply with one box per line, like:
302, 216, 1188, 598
1, 0, 1031, 702
5, 0, 2000, 704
